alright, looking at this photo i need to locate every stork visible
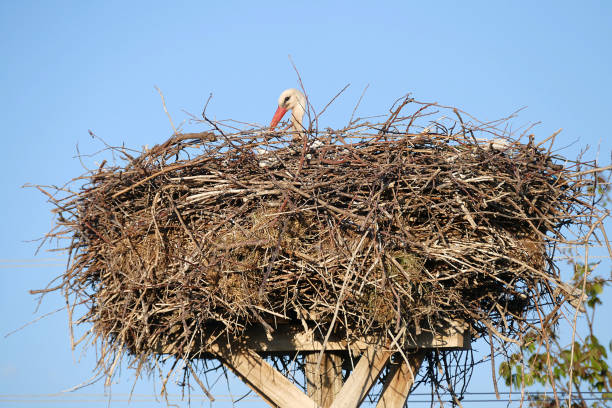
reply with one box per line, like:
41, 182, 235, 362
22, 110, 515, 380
270, 88, 307, 139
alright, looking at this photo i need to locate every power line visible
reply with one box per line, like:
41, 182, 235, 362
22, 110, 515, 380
0, 258, 66, 262
1, 398, 609, 404
1, 393, 610, 404
0, 264, 64, 269
0, 258, 66, 269
2, 391, 611, 397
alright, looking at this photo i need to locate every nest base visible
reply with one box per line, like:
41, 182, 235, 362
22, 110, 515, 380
155, 319, 469, 357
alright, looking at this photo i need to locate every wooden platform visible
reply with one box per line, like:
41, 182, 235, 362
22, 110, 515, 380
157, 320, 470, 355
158, 321, 470, 407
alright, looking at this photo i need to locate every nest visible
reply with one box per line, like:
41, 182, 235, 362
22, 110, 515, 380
38, 98, 604, 392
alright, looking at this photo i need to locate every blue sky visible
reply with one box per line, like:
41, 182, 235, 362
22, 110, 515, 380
1, 1, 611, 407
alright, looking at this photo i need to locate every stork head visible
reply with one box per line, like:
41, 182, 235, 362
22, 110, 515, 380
270, 88, 306, 132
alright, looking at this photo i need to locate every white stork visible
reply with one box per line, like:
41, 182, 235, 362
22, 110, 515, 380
258, 89, 311, 168
269, 88, 307, 138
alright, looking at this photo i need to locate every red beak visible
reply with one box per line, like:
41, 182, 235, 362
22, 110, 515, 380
270, 106, 288, 130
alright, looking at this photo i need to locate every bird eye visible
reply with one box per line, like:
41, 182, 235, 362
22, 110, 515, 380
284, 96, 290, 103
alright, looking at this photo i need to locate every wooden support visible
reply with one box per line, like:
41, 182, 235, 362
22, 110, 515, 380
376, 352, 424, 408
156, 321, 469, 407
305, 352, 344, 408
157, 321, 469, 355
329, 346, 393, 408
210, 344, 317, 408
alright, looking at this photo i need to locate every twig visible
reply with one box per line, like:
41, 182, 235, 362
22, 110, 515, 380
155, 85, 178, 135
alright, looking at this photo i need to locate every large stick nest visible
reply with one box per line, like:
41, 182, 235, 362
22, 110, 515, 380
39, 98, 603, 383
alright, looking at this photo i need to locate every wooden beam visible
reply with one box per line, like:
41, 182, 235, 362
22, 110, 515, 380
305, 352, 344, 408
210, 343, 318, 408
329, 346, 393, 408
157, 321, 469, 355
376, 352, 424, 408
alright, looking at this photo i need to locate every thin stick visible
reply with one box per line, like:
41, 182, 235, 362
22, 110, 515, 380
571, 164, 612, 177
349, 84, 369, 125
187, 362, 215, 401
155, 86, 178, 135
314, 83, 350, 123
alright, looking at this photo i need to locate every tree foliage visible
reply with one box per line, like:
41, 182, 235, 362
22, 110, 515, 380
499, 263, 612, 407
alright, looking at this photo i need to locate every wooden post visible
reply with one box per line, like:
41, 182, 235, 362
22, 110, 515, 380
305, 352, 344, 408
376, 352, 424, 408
210, 344, 317, 408
329, 346, 393, 408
